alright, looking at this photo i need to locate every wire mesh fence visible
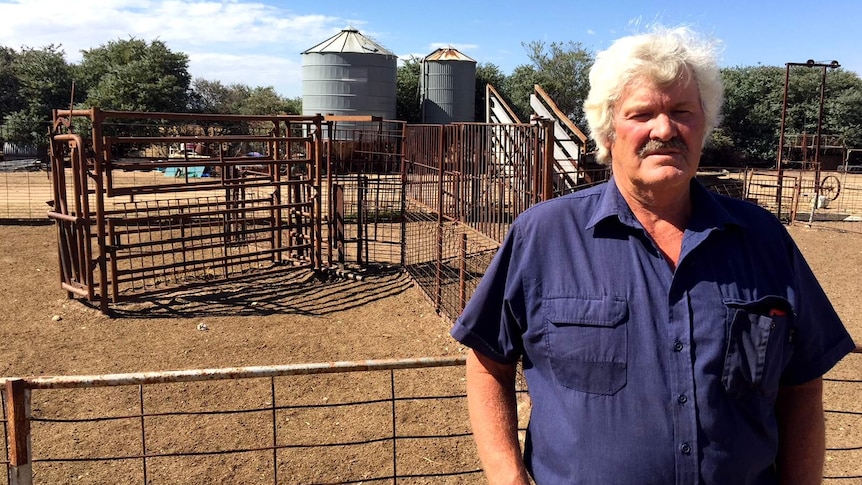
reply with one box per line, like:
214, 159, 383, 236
823, 349, 862, 482
0, 357, 494, 485
2, 351, 859, 484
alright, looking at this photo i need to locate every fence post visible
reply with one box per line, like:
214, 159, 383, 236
389, 369, 398, 484
334, 184, 345, 264
5, 379, 33, 485
459, 233, 467, 312
436, 126, 445, 311
542, 119, 555, 201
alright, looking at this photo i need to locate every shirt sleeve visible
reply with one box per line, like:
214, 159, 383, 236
782, 237, 856, 386
450, 223, 527, 365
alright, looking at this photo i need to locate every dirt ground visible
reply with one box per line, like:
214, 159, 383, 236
1, 223, 861, 483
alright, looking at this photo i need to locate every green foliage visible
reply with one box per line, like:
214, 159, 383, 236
243, 86, 297, 115
4, 45, 74, 148
821, 70, 862, 148
718, 66, 862, 165
498, 41, 593, 128
77, 38, 192, 112
396, 57, 421, 123
0, 46, 23, 121
719, 66, 785, 164
190, 79, 242, 113
502, 64, 538, 122
522, 41, 593, 126
191, 79, 300, 115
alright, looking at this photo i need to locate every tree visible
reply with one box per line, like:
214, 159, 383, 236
522, 41, 594, 126
716, 66, 785, 164
396, 57, 421, 123
191, 79, 300, 115
241, 86, 298, 115
0, 46, 23, 121
821, 70, 862, 148
4, 45, 74, 150
190, 79, 241, 114
503, 64, 539, 122
716, 66, 862, 166
76, 38, 193, 112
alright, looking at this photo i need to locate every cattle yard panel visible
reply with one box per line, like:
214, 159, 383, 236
0, 357, 494, 485
2, 351, 859, 484
402, 122, 558, 320
324, 118, 406, 270
48, 109, 325, 312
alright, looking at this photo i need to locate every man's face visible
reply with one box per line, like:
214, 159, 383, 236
606, 74, 706, 193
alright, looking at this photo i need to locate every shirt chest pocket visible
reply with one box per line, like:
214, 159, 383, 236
722, 296, 796, 399
543, 297, 628, 395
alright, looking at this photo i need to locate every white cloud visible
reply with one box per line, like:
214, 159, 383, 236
189, 52, 303, 97
428, 42, 479, 52
0, 0, 347, 97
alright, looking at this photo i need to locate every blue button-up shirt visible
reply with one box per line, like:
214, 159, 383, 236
451, 177, 855, 484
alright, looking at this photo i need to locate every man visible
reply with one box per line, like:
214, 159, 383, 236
450, 26, 856, 484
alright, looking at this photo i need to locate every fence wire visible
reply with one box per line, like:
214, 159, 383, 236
2, 358, 492, 485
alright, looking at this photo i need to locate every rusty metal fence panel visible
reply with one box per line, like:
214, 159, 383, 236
47, 109, 325, 312
0, 357, 486, 484
798, 171, 862, 230
0, 166, 52, 220
2, 352, 859, 484
402, 122, 551, 320
324, 118, 406, 270
822, 349, 862, 482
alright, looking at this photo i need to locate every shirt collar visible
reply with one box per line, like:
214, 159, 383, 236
586, 175, 747, 233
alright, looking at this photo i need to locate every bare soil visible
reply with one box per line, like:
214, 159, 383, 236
1, 223, 861, 484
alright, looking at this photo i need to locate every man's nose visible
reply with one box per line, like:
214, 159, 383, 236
650, 113, 676, 141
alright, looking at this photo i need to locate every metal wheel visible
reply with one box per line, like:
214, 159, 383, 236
820, 175, 841, 201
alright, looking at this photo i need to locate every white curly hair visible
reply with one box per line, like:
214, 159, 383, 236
583, 26, 724, 164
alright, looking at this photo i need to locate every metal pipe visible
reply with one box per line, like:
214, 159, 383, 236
776, 64, 791, 219
0, 356, 467, 390
779, 60, 840, 223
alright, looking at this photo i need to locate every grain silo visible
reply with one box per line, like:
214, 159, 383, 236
420, 47, 477, 124
301, 27, 397, 121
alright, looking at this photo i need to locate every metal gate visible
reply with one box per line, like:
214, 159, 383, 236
49, 109, 325, 312
325, 118, 406, 269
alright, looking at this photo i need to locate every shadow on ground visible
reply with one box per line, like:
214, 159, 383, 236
103, 265, 414, 319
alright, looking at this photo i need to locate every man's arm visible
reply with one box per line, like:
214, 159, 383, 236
775, 377, 825, 485
465, 348, 531, 485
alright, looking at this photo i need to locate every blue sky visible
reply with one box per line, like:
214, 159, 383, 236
1, 0, 859, 99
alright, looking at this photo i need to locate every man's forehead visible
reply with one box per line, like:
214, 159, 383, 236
617, 76, 701, 106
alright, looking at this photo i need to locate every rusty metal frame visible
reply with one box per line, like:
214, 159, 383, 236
401, 121, 561, 319
1, 356, 479, 485
48, 108, 325, 313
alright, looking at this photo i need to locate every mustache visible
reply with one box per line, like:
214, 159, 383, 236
638, 138, 688, 158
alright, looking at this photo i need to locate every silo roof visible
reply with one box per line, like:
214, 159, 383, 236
423, 47, 476, 63
303, 27, 396, 56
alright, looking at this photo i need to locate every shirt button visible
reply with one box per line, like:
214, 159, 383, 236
673, 341, 684, 352
681, 443, 692, 455
678, 394, 688, 404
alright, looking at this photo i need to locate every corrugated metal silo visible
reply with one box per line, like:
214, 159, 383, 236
420, 47, 477, 124
301, 28, 397, 121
